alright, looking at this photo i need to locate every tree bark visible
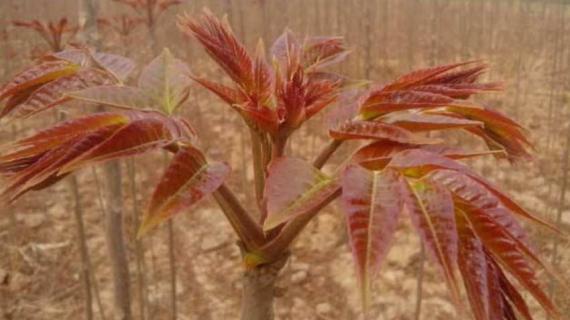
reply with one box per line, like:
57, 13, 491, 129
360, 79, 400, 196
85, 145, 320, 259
239, 253, 288, 320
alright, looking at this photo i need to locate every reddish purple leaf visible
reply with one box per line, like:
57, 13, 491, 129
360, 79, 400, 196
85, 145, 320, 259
341, 165, 404, 308
139, 146, 230, 236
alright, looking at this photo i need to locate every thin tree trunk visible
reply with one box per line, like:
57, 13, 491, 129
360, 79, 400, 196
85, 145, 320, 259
239, 249, 288, 320
414, 245, 426, 320
102, 163, 132, 320
79, 2, 132, 319
167, 221, 177, 320
128, 159, 148, 320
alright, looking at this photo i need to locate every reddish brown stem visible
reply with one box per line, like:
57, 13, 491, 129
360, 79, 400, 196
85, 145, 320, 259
213, 184, 266, 250
261, 187, 341, 260
313, 139, 343, 169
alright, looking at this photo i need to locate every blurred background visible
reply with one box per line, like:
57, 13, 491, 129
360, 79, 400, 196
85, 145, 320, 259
0, 0, 568, 319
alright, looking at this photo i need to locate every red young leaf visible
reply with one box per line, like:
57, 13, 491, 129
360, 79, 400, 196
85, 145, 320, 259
49, 49, 135, 82
12, 68, 114, 119
457, 213, 490, 320
341, 165, 404, 308
382, 61, 476, 92
60, 113, 191, 173
2, 125, 122, 201
330, 120, 439, 144
412, 83, 502, 100
303, 36, 350, 71
178, 10, 254, 91
0, 111, 194, 202
359, 89, 463, 120
387, 149, 471, 176
460, 207, 560, 318
497, 265, 533, 320
0, 113, 130, 163
190, 77, 245, 105
386, 112, 483, 132
401, 178, 462, 306
139, 147, 230, 236
264, 157, 339, 230
0, 60, 79, 102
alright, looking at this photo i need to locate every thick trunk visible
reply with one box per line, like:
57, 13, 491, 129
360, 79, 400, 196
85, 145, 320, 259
240, 256, 287, 320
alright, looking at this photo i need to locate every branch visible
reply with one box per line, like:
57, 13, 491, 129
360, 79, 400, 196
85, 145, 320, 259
313, 139, 343, 169
212, 184, 266, 249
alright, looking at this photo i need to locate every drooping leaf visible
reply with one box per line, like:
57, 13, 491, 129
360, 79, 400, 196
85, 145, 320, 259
456, 212, 490, 320
340, 165, 404, 309
138, 147, 230, 236
2, 125, 122, 201
0, 111, 194, 202
497, 264, 533, 320
138, 48, 192, 114
0, 112, 130, 163
431, 106, 532, 161
459, 207, 560, 318
402, 178, 462, 306
264, 157, 339, 230
60, 113, 192, 172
